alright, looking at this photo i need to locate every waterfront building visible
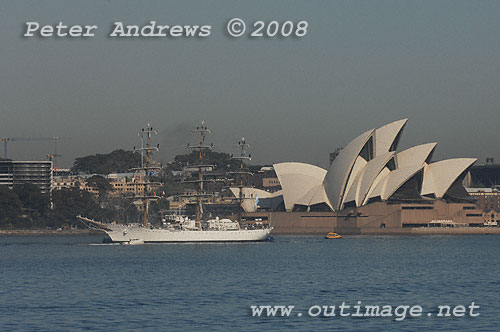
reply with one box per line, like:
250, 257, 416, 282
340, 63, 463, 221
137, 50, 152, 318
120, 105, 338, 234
52, 168, 71, 177
466, 188, 500, 211
262, 177, 281, 189
244, 119, 488, 234
482, 209, 500, 226
52, 172, 147, 197
106, 173, 145, 197
0, 160, 52, 193
51, 175, 79, 191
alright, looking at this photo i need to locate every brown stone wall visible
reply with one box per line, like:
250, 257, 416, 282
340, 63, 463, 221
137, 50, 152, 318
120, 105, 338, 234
245, 201, 490, 235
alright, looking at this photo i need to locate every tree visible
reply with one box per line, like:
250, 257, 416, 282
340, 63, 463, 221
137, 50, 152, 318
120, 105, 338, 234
51, 187, 116, 228
71, 149, 141, 174
154, 170, 187, 196
0, 186, 24, 228
13, 183, 49, 217
149, 198, 170, 224
86, 175, 113, 193
86, 175, 113, 208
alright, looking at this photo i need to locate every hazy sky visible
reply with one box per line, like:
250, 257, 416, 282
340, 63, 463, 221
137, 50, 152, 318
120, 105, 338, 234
1, 1, 499, 168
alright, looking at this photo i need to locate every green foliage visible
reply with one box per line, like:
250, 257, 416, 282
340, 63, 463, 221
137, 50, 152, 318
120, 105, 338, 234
13, 183, 49, 217
86, 175, 113, 193
149, 198, 170, 213
52, 188, 115, 226
0, 184, 117, 229
0, 184, 52, 228
0, 185, 24, 226
110, 197, 140, 224
71, 149, 141, 175
148, 199, 170, 224
154, 171, 186, 196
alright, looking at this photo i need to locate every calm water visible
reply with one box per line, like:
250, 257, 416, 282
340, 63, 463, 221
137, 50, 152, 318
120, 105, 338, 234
1, 234, 500, 331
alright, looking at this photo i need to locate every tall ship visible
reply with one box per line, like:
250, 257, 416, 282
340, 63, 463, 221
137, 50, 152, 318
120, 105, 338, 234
79, 122, 272, 243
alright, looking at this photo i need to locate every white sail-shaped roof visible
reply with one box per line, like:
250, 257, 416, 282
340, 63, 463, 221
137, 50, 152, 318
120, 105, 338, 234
294, 184, 332, 209
368, 165, 424, 201
229, 187, 273, 212
364, 166, 391, 205
356, 152, 396, 206
396, 143, 437, 168
229, 187, 272, 199
273, 162, 327, 211
269, 190, 283, 198
342, 156, 368, 207
421, 158, 476, 198
363, 143, 437, 202
343, 152, 396, 207
374, 119, 407, 157
265, 119, 476, 213
323, 129, 375, 211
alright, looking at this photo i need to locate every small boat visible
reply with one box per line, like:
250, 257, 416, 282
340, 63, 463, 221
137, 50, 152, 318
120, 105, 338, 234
325, 232, 342, 239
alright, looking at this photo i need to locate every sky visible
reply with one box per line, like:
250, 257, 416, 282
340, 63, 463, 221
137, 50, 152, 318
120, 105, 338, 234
0, 0, 499, 168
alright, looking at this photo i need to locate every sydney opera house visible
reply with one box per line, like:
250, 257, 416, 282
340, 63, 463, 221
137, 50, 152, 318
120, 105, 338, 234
241, 119, 485, 234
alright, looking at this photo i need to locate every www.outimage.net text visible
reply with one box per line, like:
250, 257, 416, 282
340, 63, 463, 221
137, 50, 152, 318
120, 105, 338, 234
251, 302, 480, 321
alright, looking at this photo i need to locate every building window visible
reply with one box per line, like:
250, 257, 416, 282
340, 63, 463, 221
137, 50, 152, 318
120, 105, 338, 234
402, 206, 433, 210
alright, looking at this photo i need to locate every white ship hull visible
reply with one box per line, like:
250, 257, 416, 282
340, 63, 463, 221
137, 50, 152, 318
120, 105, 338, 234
78, 217, 272, 243
105, 224, 272, 243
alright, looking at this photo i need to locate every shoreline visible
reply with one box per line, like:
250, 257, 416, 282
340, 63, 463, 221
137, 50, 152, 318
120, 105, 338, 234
274, 227, 500, 235
1, 228, 500, 236
0, 229, 105, 236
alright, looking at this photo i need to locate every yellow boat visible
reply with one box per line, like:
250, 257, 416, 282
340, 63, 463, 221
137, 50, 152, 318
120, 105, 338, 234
325, 232, 342, 239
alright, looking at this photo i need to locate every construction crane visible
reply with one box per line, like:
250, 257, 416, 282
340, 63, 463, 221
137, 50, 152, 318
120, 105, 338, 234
0, 136, 68, 168
0, 138, 10, 159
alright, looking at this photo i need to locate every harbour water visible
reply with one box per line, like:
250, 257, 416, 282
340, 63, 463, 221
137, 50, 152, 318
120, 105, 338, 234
1, 234, 499, 331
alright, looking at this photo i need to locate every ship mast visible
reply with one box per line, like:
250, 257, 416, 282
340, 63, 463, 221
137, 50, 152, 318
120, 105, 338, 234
130, 124, 161, 227
231, 138, 252, 224
186, 121, 214, 229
